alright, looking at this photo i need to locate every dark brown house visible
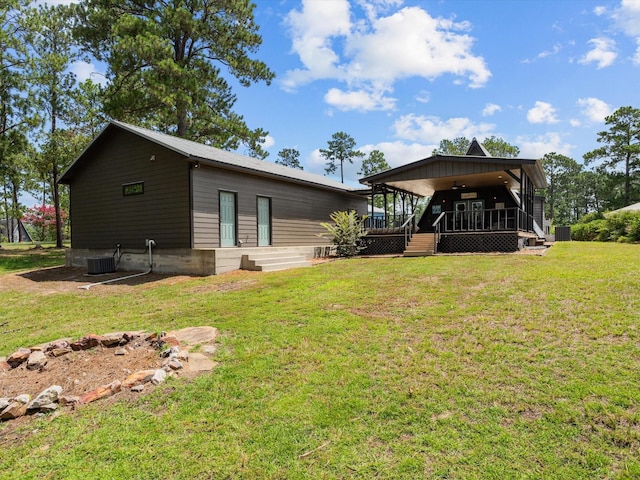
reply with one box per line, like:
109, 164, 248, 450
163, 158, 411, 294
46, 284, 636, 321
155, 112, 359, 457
359, 139, 548, 255
60, 121, 366, 274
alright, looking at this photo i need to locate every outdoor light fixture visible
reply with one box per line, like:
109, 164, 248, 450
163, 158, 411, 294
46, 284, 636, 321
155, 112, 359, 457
149, 155, 156, 162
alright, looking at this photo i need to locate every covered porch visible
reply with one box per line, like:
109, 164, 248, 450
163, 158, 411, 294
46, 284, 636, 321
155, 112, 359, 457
358, 139, 548, 255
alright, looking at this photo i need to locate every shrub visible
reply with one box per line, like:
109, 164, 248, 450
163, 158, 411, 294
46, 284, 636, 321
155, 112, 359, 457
319, 210, 368, 257
571, 211, 640, 243
577, 211, 605, 223
572, 219, 605, 241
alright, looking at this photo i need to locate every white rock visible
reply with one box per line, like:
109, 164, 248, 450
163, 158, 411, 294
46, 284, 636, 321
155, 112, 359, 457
28, 386, 63, 410
38, 403, 58, 412
14, 394, 31, 404
26, 350, 47, 370
151, 369, 167, 385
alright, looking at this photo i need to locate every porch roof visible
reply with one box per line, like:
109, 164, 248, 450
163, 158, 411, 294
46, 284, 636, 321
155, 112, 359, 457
359, 154, 547, 197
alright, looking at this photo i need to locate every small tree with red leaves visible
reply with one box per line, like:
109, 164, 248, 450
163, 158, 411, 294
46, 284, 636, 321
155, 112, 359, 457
22, 205, 67, 242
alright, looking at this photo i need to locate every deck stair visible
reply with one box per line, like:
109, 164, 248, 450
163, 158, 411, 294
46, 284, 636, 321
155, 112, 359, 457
242, 251, 311, 272
403, 233, 436, 257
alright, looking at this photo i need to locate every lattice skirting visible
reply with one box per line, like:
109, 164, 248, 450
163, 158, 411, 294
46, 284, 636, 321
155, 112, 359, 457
439, 233, 518, 253
359, 235, 405, 255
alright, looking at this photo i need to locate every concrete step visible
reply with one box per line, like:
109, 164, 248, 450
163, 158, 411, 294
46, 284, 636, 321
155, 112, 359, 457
242, 253, 311, 272
259, 260, 312, 272
243, 252, 305, 260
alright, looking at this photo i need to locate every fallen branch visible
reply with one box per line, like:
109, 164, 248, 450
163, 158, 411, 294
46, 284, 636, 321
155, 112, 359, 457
298, 440, 331, 460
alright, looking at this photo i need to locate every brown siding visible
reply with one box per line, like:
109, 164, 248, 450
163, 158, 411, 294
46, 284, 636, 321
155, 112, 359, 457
192, 166, 366, 248
384, 160, 525, 183
534, 196, 545, 227
67, 129, 191, 249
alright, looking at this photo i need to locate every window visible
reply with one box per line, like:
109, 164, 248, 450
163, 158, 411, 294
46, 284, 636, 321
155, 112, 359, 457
123, 181, 144, 196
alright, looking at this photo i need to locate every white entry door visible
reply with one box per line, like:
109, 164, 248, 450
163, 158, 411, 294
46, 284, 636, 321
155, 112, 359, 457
220, 191, 236, 247
257, 196, 271, 246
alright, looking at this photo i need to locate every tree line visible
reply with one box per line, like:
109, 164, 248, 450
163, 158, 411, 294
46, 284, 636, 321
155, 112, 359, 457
2, 1, 639, 244
1, 0, 273, 246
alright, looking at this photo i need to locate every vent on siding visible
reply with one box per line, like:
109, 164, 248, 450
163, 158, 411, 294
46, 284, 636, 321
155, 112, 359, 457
87, 256, 116, 275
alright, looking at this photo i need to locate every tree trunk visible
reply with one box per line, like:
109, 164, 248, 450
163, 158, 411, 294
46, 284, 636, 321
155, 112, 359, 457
625, 151, 631, 206
3, 183, 11, 242
53, 163, 63, 248
11, 179, 22, 242
50, 108, 63, 248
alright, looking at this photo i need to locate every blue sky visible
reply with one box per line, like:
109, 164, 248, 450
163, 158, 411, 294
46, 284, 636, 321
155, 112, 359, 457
58, 0, 640, 189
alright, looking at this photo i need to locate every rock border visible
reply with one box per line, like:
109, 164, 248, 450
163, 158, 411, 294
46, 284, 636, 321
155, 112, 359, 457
1, 327, 218, 422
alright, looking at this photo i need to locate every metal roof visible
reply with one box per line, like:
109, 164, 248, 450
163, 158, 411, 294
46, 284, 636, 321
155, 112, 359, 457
359, 152, 547, 197
61, 120, 356, 193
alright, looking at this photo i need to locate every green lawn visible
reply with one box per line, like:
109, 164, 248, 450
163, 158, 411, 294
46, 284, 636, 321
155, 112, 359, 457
0, 243, 66, 273
1, 243, 639, 479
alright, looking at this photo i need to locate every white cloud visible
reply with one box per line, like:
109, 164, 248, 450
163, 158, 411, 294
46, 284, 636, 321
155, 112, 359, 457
282, 0, 352, 91
611, 0, 640, 36
308, 140, 435, 183
360, 141, 435, 168
282, 1, 491, 111
516, 132, 574, 158
355, 0, 403, 23
570, 119, 581, 127
529, 43, 563, 62
262, 135, 275, 149
324, 86, 396, 111
607, 0, 640, 64
527, 101, 559, 124
482, 103, 501, 116
344, 7, 490, 88
577, 97, 612, 122
579, 37, 617, 68
70, 61, 108, 86
415, 90, 430, 104
393, 114, 495, 143
594, 6, 607, 16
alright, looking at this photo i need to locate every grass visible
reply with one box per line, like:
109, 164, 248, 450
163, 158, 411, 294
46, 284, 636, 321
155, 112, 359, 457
0, 243, 66, 273
1, 242, 640, 479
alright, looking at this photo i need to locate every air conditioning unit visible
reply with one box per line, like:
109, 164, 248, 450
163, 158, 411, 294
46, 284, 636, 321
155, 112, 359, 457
87, 256, 116, 275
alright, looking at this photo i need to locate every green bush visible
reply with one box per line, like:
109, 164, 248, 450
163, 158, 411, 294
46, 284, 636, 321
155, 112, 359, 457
319, 210, 368, 257
628, 215, 640, 241
571, 211, 640, 242
571, 219, 605, 241
578, 211, 605, 223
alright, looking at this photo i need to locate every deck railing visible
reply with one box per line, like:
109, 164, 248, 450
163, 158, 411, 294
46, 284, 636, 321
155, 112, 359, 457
436, 207, 534, 233
364, 214, 415, 234
365, 207, 535, 241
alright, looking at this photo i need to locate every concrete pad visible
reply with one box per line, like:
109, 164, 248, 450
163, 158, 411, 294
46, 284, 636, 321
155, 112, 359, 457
185, 352, 217, 373
169, 326, 218, 346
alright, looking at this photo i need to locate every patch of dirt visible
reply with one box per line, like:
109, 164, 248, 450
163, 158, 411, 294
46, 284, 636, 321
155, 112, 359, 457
0, 266, 197, 295
0, 328, 219, 444
0, 265, 264, 295
0, 336, 167, 444
0, 342, 162, 400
